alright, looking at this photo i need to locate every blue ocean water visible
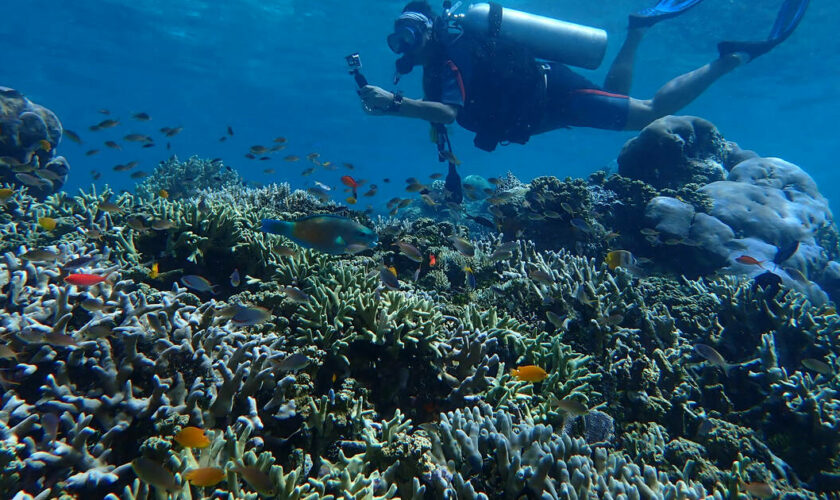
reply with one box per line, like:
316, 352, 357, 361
2, 0, 837, 209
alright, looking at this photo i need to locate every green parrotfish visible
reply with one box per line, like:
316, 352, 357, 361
261, 214, 377, 255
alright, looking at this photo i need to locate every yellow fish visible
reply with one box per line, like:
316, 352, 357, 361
38, 217, 57, 231
148, 262, 159, 279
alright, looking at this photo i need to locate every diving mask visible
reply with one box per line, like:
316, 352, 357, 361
387, 12, 433, 54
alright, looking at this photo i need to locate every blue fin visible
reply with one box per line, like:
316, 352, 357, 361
629, 0, 706, 28
718, 0, 809, 61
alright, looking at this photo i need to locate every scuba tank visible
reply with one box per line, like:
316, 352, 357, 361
456, 3, 607, 69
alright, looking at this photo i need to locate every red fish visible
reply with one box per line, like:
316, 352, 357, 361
64, 273, 110, 287
735, 255, 764, 269
429, 254, 437, 267
341, 175, 358, 197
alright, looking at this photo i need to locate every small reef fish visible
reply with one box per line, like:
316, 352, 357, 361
174, 426, 211, 448
85, 149, 100, 156
569, 218, 591, 233
181, 275, 220, 294
605, 250, 636, 271
230, 268, 241, 287
280, 286, 310, 303
104, 141, 121, 150
596, 313, 624, 327
0, 188, 14, 203
429, 254, 437, 267
694, 343, 733, 375
394, 241, 422, 263
44, 332, 78, 347
548, 394, 588, 416
130, 170, 149, 179
261, 215, 377, 255
132, 457, 182, 492
801, 358, 831, 375
510, 365, 548, 383
231, 306, 272, 326
739, 481, 775, 499
272, 246, 298, 258
151, 219, 174, 231
380, 265, 400, 290
37, 139, 52, 152
448, 235, 475, 257
228, 125, 235, 136
464, 265, 476, 289
0, 344, 19, 360
270, 352, 311, 372
346, 196, 357, 205
148, 262, 160, 279
16, 173, 49, 188
63, 129, 82, 143
132, 112, 151, 121
546, 311, 564, 329
735, 255, 764, 269
232, 463, 276, 496
124, 133, 153, 142
284, 155, 300, 162
163, 126, 183, 137
91, 170, 101, 180
22, 248, 59, 262
64, 273, 110, 287
184, 467, 226, 487
528, 269, 554, 285
158, 189, 169, 198
341, 175, 359, 197
98, 201, 121, 213
38, 217, 57, 231
62, 255, 98, 270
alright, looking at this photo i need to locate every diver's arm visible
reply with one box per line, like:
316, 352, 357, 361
358, 85, 456, 124
396, 98, 457, 124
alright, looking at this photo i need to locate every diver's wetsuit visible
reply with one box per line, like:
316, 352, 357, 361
426, 36, 630, 136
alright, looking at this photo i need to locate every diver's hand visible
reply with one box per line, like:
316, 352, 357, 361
358, 85, 394, 115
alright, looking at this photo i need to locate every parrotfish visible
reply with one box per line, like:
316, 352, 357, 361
261, 215, 377, 255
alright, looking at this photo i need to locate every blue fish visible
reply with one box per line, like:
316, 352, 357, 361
261, 214, 377, 255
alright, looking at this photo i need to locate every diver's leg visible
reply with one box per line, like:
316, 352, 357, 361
623, 53, 743, 130
603, 27, 647, 95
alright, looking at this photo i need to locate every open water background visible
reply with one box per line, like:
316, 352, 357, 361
1, 0, 837, 211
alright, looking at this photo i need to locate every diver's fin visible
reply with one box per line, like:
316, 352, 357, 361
718, 0, 809, 62
629, 0, 707, 28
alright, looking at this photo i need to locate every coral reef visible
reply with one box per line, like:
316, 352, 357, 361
1, 116, 839, 499
0, 87, 69, 198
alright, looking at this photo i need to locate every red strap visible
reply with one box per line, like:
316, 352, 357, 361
572, 88, 629, 99
446, 60, 466, 102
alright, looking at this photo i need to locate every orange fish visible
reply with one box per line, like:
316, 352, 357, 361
184, 467, 226, 487
174, 426, 211, 448
158, 189, 169, 199
37, 139, 52, 152
341, 175, 359, 198
346, 196, 357, 205
429, 254, 437, 267
735, 255, 764, 269
510, 365, 548, 383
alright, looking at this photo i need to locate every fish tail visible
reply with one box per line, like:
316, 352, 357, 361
261, 219, 292, 237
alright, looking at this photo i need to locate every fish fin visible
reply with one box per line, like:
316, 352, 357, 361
335, 236, 345, 246
261, 219, 292, 236
211, 285, 222, 295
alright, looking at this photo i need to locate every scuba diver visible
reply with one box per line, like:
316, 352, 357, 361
357, 0, 810, 203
